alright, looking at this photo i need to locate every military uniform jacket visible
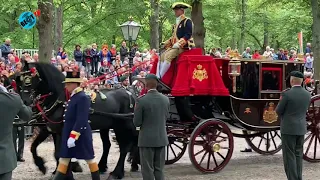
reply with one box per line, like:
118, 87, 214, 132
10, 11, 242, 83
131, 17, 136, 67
164, 14, 195, 49
0, 91, 32, 174
60, 88, 94, 159
133, 89, 170, 147
276, 86, 311, 135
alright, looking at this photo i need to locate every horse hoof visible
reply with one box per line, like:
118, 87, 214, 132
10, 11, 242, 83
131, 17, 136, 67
39, 166, 47, 175
107, 174, 122, 180
130, 166, 139, 172
71, 162, 83, 173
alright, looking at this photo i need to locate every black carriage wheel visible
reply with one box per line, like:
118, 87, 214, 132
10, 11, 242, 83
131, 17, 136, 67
188, 119, 234, 173
244, 130, 282, 155
303, 96, 320, 162
165, 129, 188, 165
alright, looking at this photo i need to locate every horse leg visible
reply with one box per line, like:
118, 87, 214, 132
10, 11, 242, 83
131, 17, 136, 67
108, 130, 132, 180
98, 129, 111, 174
30, 127, 50, 175
51, 133, 59, 174
130, 134, 140, 172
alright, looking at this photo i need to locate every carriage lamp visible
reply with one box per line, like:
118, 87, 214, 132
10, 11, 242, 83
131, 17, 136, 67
228, 60, 241, 93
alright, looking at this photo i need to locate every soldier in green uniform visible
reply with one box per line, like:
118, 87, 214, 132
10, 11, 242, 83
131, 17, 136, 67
114, 75, 129, 89
133, 73, 170, 180
0, 83, 32, 180
276, 71, 311, 180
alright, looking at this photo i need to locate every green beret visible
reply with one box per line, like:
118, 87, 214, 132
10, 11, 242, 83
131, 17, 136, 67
290, 71, 304, 79
145, 73, 159, 81
119, 76, 128, 82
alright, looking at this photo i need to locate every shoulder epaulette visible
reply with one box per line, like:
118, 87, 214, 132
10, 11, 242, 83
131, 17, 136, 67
183, 18, 190, 27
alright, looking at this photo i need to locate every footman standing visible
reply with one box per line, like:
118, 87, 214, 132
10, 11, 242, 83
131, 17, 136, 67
133, 74, 170, 180
53, 70, 100, 180
276, 71, 311, 180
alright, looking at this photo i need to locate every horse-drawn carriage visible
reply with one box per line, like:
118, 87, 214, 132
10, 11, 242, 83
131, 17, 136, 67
134, 48, 320, 173
9, 47, 320, 177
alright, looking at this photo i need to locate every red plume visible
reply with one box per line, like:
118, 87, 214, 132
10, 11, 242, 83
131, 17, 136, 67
30, 67, 36, 74
11, 80, 17, 91
34, 9, 41, 17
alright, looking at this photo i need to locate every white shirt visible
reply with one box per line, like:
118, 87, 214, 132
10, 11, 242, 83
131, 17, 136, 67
176, 15, 182, 25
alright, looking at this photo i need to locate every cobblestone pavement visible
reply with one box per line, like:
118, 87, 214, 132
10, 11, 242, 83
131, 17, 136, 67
13, 133, 320, 180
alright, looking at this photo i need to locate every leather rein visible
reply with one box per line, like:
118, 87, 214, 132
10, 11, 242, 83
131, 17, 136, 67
32, 89, 70, 124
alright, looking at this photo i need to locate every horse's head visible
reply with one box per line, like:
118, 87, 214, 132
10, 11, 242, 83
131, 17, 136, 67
12, 68, 42, 106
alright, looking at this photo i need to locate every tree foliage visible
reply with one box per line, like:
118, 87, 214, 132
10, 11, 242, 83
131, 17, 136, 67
0, 0, 316, 54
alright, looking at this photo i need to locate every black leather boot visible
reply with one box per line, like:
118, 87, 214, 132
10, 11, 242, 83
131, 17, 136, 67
91, 171, 100, 180
52, 171, 66, 180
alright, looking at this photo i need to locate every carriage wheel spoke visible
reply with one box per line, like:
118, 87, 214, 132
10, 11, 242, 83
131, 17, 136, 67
271, 132, 277, 149
250, 136, 256, 141
199, 151, 208, 165
217, 152, 225, 160
266, 132, 270, 151
212, 152, 218, 167
172, 142, 183, 150
200, 134, 206, 141
169, 144, 177, 158
220, 146, 230, 150
275, 131, 281, 139
194, 148, 205, 156
305, 133, 312, 142
314, 134, 318, 159
207, 151, 211, 169
166, 145, 169, 160
305, 134, 315, 155
258, 137, 263, 149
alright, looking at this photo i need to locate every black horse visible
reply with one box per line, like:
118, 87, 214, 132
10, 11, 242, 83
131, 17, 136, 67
15, 62, 139, 179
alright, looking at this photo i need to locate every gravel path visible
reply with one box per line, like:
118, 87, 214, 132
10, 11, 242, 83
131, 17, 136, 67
12, 132, 320, 180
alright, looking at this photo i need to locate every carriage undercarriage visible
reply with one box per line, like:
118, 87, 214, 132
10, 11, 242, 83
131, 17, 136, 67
136, 48, 320, 173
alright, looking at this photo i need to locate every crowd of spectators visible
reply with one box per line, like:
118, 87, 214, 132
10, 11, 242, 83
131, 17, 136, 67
209, 43, 314, 71
0, 38, 156, 91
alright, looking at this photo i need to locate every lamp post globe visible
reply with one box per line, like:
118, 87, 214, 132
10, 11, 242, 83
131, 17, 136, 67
119, 17, 142, 85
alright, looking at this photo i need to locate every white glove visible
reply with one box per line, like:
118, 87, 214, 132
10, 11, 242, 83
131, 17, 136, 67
67, 138, 76, 148
172, 43, 180, 49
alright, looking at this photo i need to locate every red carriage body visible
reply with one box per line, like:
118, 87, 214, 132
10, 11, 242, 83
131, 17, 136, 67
150, 48, 229, 97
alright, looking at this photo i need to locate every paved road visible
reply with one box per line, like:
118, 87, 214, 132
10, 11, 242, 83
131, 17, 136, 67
12, 133, 320, 180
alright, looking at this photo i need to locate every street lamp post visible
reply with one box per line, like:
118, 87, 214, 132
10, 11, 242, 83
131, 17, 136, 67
119, 17, 142, 85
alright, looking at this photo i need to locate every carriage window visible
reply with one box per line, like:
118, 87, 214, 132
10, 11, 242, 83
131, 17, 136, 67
261, 67, 282, 91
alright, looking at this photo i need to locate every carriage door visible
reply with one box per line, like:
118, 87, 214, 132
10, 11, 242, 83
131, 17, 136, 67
259, 63, 283, 99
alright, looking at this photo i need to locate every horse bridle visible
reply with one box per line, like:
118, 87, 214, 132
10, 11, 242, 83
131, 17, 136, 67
19, 72, 67, 125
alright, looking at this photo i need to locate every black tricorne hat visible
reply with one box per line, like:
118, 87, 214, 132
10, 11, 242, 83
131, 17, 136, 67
172, 2, 191, 9
63, 71, 83, 83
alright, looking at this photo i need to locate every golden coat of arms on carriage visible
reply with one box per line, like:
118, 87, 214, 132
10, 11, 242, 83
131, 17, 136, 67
193, 64, 208, 82
263, 102, 278, 124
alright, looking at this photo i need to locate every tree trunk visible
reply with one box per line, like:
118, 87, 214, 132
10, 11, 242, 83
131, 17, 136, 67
37, 0, 53, 63
191, 0, 205, 53
311, 0, 320, 79
56, 5, 63, 49
262, 9, 269, 53
239, 0, 247, 52
149, 0, 160, 50
159, 21, 163, 45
